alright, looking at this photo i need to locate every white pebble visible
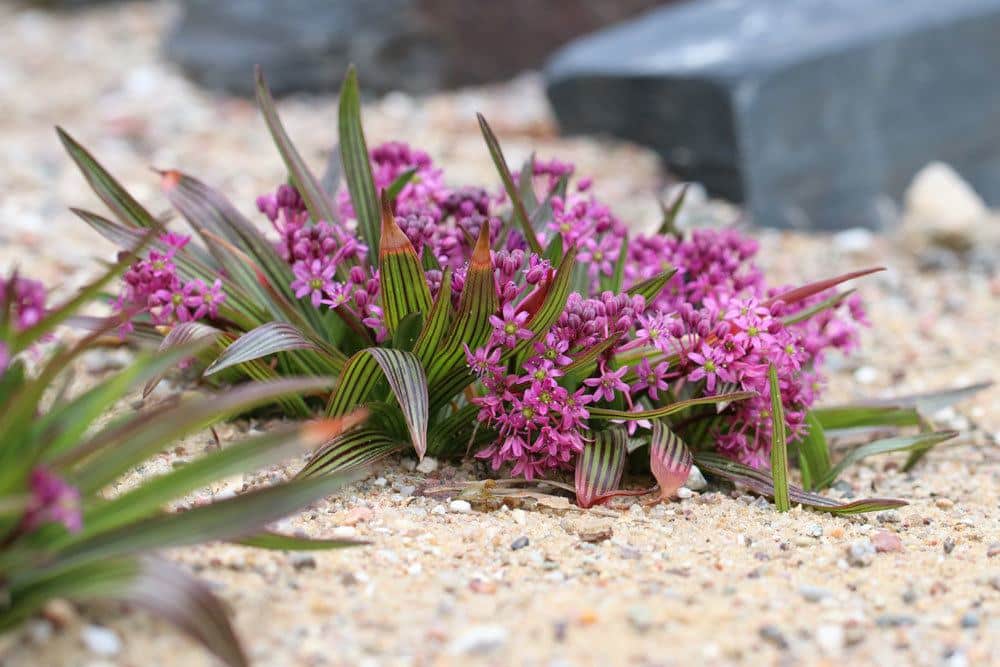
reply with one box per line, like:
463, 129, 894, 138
415, 456, 439, 474
815, 624, 844, 654
332, 526, 357, 538
372, 477, 388, 487
684, 464, 708, 491
81, 625, 121, 656
447, 625, 509, 655
431, 504, 446, 515
833, 227, 874, 253
511, 508, 527, 526
853, 366, 878, 385
449, 499, 472, 514
401, 458, 417, 472
676, 487, 694, 500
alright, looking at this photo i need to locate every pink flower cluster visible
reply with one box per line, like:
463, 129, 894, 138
1, 273, 48, 371
255, 141, 866, 475
114, 233, 225, 331
22, 467, 82, 534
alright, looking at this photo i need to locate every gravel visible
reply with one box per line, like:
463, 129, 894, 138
1, 3, 998, 667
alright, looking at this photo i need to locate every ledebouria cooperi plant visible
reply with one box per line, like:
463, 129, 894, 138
62, 65, 972, 514
1, 265, 365, 666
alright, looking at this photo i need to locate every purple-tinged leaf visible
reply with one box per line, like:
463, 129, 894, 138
255, 67, 340, 229
782, 289, 855, 326
694, 452, 908, 515
337, 66, 381, 255
125, 558, 248, 667
574, 427, 627, 508
811, 405, 922, 431
57, 127, 159, 229
204, 322, 322, 376
477, 113, 543, 254
144, 322, 222, 398
649, 421, 692, 501
762, 267, 884, 309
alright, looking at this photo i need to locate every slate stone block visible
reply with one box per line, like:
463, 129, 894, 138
546, 0, 1000, 229
164, 0, 671, 97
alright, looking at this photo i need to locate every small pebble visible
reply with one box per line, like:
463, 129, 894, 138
871, 530, 903, 553
854, 366, 878, 384
332, 526, 357, 538
758, 624, 788, 649
986, 543, 1000, 558
289, 553, 317, 571
875, 614, 915, 628
846, 539, 876, 567
935, 497, 954, 509
401, 458, 417, 472
398, 485, 416, 497
943, 537, 956, 554
676, 487, 694, 500
876, 510, 901, 524
626, 605, 653, 633
959, 612, 979, 629
431, 504, 446, 515
803, 522, 823, 538
684, 464, 708, 491
511, 508, 527, 526
81, 625, 122, 656
415, 456, 438, 474
372, 477, 388, 487
449, 499, 472, 514
814, 624, 844, 654
799, 585, 831, 603
510, 536, 529, 551
446, 625, 509, 655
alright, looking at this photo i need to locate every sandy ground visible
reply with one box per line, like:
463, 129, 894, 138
0, 2, 998, 666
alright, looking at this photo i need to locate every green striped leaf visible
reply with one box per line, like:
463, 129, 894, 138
378, 192, 432, 333
71, 416, 367, 540
426, 403, 496, 459
694, 452, 908, 515
385, 167, 417, 202
427, 226, 497, 411
815, 430, 957, 489
255, 67, 340, 228
476, 113, 543, 254
796, 411, 831, 491
588, 391, 755, 420
412, 267, 453, 367
650, 421, 692, 500
326, 348, 428, 459
626, 267, 677, 303
298, 428, 406, 477
57, 127, 159, 229
768, 365, 790, 512
657, 184, 689, 236
562, 332, 624, 384
233, 531, 363, 550
63, 377, 337, 493
782, 289, 855, 326
574, 426, 627, 508
811, 405, 922, 431
338, 66, 381, 256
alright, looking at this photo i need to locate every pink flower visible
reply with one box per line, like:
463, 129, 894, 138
23, 468, 82, 533
291, 259, 336, 308
584, 365, 630, 402
687, 344, 734, 392
489, 303, 533, 349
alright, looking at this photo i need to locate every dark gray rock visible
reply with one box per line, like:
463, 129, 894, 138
165, 0, 671, 97
546, 0, 1000, 229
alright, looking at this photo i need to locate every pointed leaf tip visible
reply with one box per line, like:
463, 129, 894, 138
160, 169, 182, 191
472, 223, 491, 268
378, 189, 412, 254
303, 410, 369, 446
